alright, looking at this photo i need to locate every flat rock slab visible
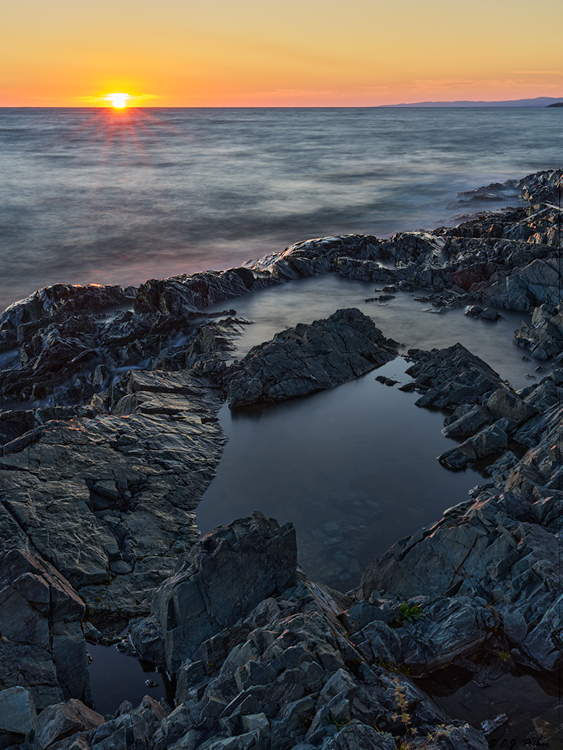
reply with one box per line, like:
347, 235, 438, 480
227, 308, 398, 408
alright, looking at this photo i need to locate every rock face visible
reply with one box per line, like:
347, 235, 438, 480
0, 686, 36, 749
514, 302, 563, 359
359, 358, 563, 675
0, 167, 561, 748
227, 309, 398, 408
0, 371, 225, 621
0, 550, 90, 710
131, 512, 298, 671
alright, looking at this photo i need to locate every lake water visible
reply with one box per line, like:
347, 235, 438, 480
1, 107, 562, 311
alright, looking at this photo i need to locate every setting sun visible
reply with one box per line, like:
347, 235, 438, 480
107, 93, 129, 108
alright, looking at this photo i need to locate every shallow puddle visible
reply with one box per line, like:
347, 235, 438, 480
87, 643, 172, 717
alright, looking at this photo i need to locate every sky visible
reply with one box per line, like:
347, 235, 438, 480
2, 0, 563, 106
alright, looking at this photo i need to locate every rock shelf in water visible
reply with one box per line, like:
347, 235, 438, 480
0, 168, 562, 748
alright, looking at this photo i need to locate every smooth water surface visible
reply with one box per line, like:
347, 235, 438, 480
1, 107, 561, 309
198, 276, 538, 589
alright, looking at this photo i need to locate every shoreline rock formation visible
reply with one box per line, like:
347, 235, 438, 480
0, 168, 561, 748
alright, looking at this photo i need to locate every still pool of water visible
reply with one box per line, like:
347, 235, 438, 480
199, 275, 539, 589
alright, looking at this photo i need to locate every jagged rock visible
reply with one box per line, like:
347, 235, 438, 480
227, 309, 398, 408
441, 404, 492, 439
514, 302, 563, 359
34, 699, 104, 750
438, 421, 508, 469
0, 371, 225, 621
0, 550, 90, 710
359, 476, 563, 671
406, 343, 502, 409
130, 512, 298, 671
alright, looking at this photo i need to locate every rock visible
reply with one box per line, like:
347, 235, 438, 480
0, 371, 225, 620
0, 687, 36, 748
0, 550, 91, 710
34, 699, 104, 750
485, 387, 538, 427
319, 722, 396, 750
514, 302, 563, 359
481, 713, 508, 736
438, 421, 508, 469
130, 512, 297, 671
406, 343, 503, 409
227, 309, 398, 408
441, 404, 492, 439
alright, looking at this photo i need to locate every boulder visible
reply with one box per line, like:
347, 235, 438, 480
438, 420, 509, 469
227, 308, 398, 408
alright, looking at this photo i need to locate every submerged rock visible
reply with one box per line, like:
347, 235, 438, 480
227, 308, 398, 408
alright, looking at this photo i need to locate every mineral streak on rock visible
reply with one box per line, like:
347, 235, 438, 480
227, 308, 398, 408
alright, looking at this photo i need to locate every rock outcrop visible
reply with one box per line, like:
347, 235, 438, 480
0, 168, 562, 747
0, 550, 91, 710
227, 308, 398, 408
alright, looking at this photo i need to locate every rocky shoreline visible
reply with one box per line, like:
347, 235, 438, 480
0, 168, 561, 748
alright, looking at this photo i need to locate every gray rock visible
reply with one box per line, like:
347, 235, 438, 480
0, 687, 36, 744
131, 512, 297, 671
227, 308, 398, 408
0, 550, 90, 709
438, 421, 508, 469
34, 699, 104, 750
441, 404, 492, 439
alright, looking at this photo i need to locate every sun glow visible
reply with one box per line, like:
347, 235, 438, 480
107, 92, 129, 108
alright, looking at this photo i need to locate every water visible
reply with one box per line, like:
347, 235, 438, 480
1, 107, 562, 310
197, 275, 538, 589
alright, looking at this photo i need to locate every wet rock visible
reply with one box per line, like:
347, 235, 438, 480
0, 550, 90, 710
441, 404, 492, 439
227, 309, 398, 408
514, 302, 563, 359
406, 342, 502, 409
0, 371, 225, 620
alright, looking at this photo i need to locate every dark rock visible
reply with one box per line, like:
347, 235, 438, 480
130, 512, 297, 671
34, 699, 104, 750
0, 550, 90, 710
227, 309, 398, 408
0, 687, 36, 749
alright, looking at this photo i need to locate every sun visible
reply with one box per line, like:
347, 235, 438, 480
107, 93, 129, 108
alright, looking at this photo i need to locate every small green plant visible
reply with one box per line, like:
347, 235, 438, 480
497, 649, 511, 661
398, 603, 425, 623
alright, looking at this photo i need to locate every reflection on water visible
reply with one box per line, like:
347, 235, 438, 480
197, 358, 484, 588
418, 663, 563, 745
200, 275, 540, 589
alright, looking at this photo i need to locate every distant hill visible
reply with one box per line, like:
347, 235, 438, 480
382, 96, 563, 108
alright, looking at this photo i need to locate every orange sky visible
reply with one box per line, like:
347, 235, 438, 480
2, 0, 562, 106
